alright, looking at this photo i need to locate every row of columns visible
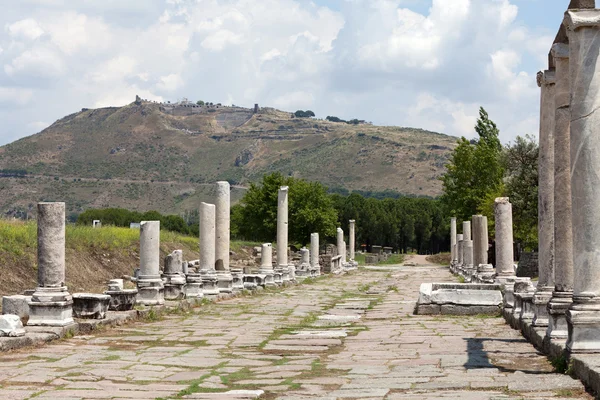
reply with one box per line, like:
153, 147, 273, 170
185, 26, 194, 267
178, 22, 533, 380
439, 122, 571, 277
23, 182, 360, 326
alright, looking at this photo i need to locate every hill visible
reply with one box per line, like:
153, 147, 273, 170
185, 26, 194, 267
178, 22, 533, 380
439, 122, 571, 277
0, 99, 456, 216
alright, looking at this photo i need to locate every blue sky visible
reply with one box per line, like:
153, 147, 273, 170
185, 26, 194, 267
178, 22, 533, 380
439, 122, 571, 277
0, 0, 572, 145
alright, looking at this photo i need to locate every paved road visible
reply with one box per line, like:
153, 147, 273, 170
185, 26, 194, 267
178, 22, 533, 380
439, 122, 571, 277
0, 259, 591, 399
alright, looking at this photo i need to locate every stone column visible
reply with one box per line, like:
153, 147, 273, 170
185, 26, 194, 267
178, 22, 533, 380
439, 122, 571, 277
28, 202, 74, 326
565, 10, 600, 353
277, 186, 290, 282
472, 215, 488, 267
135, 221, 165, 305
199, 202, 219, 295
311, 233, 321, 276
494, 198, 515, 279
461, 221, 472, 276
337, 228, 344, 270
259, 243, 276, 286
545, 45, 573, 338
450, 217, 457, 267
162, 250, 186, 300
532, 68, 558, 328
349, 220, 356, 262
215, 181, 233, 293
456, 234, 464, 268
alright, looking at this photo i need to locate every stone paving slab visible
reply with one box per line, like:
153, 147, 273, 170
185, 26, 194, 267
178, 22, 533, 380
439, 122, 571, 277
0, 262, 594, 399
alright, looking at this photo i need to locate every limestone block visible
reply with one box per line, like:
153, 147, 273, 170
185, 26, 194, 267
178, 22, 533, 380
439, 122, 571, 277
2, 295, 31, 321
0, 315, 25, 337
72, 293, 110, 319
105, 289, 138, 311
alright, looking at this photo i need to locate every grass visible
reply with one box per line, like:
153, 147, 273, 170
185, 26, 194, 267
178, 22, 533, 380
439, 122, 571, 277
426, 252, 451, 266
353, 253, 366, 265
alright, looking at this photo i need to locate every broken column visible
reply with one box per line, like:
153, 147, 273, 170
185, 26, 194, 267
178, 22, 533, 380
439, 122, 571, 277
199, 202, 219, 296
534, 67, 557, 329
215, 181, 233, 293
259, 243, 276, 286
311, 233, 321, 276
456, 234, 464, 270
546, 45, 573, 340
27, 202, 75, 326
450, 217, 457, 272
297, 247, 310, 278
162, 250, 186, 300
565, 10, 600, 353
277, 186, 290, 283
136, 221, 165, 306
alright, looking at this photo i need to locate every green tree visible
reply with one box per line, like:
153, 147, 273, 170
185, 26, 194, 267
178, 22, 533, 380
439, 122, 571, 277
503, 134, 538, 250
441, 107, 504, 221
196, 100, 205, 106
232, 173, 338, 245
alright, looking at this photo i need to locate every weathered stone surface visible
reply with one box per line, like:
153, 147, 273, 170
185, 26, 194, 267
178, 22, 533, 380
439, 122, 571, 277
72, 293, 110, 319
450, 217, 457, 264
277, 187, 289, 271
494, 198, 515, 278
0, 315, 25, 337
349, 220, 356, 261
136, 220, 164, 306
2, 295, 31, 321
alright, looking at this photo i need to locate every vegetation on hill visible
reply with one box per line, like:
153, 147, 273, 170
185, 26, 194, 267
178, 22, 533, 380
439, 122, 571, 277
0, 100, 455, 217
77, 207, 195, 235
440, 108, 539, 250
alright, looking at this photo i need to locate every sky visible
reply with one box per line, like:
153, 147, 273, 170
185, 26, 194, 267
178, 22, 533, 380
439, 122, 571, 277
0, 0, 569, 146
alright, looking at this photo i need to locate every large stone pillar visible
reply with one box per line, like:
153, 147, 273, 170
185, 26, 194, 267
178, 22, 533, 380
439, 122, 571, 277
311, 233, 321, 276
162, 250, 186, 300
136, 220, 165, 305
349, 220, 356, 261
494, 198, 515, 279
199, 202, 219, 295
565, 10, 600, 353
215, 181, 233, 293
28, 202, 74, 326
547, 45, 574, 339
457, 234, 464, 268
277, 186, 290, 283
462, 221, 474, 280
450, 217, 457, 267
534, 68, 558, 328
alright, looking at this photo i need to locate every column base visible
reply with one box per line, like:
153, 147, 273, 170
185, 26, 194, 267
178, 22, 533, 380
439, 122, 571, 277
136, 275, 165, 306
547, 291, 572, 340
231, 271, 245, 291
532, 287, 553, 327
201, 275, 220, 296
566, 300, 600, 353
258, 269, 276, 287
27, 287, 74, 327
185, 274, 204, 298
216, 272, 233, 293
162, 274, 186, 301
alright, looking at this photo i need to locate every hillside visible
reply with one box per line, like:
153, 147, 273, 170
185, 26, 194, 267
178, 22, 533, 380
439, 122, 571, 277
0, 100, 456, 216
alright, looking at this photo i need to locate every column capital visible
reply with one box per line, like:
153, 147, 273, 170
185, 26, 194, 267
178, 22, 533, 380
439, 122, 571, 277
551, 43, 569, 59
537, 70, 556, 87
564, 9, 600, 31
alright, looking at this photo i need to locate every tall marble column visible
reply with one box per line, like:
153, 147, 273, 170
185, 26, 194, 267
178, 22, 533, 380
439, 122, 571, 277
457, 234, 464, 268
495, 198, 515, 279
199, 202, 219, 295
277, 186, 291, 282
215, 181, 233, 293
28, 202, 74, 326
565, 10, 600, 353
533, 68, 557, 328
462, 221, 474, 279
450, 217, 457, 267
136, 220, 165, 305
349, 220, 356, 261
547, 44, 574, 339
311, 233, 320, 275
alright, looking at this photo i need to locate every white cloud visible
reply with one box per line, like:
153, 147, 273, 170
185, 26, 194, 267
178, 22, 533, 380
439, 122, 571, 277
201, 29, 244, 51
4, 47, 65, 77
6, 18, 45, 40
156, 73, 184, 92
44, 11, 112, 55
0, 87, 34, 105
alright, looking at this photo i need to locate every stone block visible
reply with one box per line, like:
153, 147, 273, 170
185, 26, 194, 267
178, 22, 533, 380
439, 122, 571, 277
105, 289, 138, 311
0, 314, 25, 337
72, 293, 110, 319
2, 295, 31, 321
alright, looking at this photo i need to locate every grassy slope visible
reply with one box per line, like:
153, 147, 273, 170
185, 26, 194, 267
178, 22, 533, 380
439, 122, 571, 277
0, 103, 456, 216
0, 219, 258, 301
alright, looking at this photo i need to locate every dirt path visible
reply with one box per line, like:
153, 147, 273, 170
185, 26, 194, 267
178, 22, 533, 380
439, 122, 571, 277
0, 267, 590, 399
